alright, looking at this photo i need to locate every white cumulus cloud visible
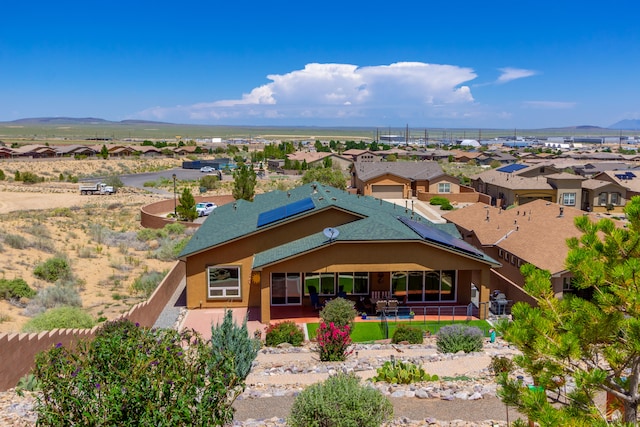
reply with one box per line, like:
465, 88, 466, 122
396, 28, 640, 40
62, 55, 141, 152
135, 62, 478, 124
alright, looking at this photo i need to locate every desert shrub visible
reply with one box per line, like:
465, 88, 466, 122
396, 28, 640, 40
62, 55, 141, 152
130, 270, 166, 297
440, 202, 454, 210
0, 169, 5, 180
143, 180, 158, 188
200, 175, 219, 190
33, 256, 72, 283
33, 319, 243, 426
153, 237, 189, 261
22, 223, 50, 239
391, 324, 424, 344
104, 175, 124, 189
490, 355, 515, 375
265, 320, 304, 347
320, 297, 357, 331
137, 227, 168, 242
88, 223, 108, 244
20, 171, 44, 184
210, 309, 260, 381
372, 360, 438, 384
77, 246, 95, 258
436, 324, 484, 353
22, 306, 94, 332
50, 207, 73, 217
288, 372, 393, 427
316, 322, 352, 362
4, 233, 28, 249
164, 222, 187, 235
32, 237, 56, 253
29, 282, 82, 311
0, 278, 36, 300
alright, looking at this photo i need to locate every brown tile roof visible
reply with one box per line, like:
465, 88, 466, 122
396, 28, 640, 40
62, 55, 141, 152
353, 161, 444, 181
471, 169, 553, 190
287, 152, 334, 163
596, 170, 640, 193
442, 199, 590, 274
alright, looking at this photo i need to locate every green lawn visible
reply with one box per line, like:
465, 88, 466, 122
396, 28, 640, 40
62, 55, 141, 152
306, 319, 493, 343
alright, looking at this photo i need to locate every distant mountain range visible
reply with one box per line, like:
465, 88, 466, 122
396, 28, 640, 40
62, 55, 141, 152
3, 116, 640, 131
3, 117, 171, 125
609, 119, 640, 130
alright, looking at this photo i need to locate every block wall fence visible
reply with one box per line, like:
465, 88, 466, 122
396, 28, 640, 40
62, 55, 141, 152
0, 261, 185, 391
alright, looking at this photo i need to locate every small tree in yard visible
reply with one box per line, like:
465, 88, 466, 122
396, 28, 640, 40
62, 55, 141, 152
176, 187, 198, 221
498, 196, 640, 425
232, 164, 257, 201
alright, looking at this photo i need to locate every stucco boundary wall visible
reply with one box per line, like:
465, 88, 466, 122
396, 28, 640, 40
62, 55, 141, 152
141, 195, 236, 229
417, 190, 491, 205
0, 260, 185, 392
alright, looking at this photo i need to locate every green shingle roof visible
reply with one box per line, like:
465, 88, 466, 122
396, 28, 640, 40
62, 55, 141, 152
179, 182, 497, 267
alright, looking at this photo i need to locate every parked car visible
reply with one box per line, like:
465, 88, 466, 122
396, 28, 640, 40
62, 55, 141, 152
200, 166, 216, 173
195, 202, 217, 216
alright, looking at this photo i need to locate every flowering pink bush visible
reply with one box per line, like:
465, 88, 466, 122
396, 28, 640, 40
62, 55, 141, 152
316, 321, 353, 361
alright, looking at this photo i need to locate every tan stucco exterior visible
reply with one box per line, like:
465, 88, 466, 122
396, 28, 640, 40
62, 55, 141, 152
183, 205, 494, 323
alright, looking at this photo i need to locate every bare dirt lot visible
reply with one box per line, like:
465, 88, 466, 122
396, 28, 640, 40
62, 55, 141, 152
0, 157, 186, 333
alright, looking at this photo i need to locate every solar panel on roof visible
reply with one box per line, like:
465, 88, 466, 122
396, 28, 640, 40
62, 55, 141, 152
257, 197, 315, 227
496, 164, 528, 173
627, 172, 636, 178
397, 216, 485, 258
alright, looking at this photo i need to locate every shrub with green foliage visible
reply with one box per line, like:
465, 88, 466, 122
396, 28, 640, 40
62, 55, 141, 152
0, 169, 5, 180
0, 278, 36, 300
200, 175, 220, 190
319, 297, 357, 331
429, 196, 453, 210
210, 309, 260, 381
391, 324, 424, 344
33, 256, 72, 283
288, 372, 393, 427
130, 270, 166, 297
265, 320, 305, 347
20, 171, 44, 184
436, 324, 484, 353
22, 306, 94, 332
490, 355, 515, 375
33, 319, 243, 426
371, 360, 439, 384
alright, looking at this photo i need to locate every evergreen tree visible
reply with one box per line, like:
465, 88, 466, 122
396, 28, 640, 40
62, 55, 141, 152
232, 164, 256, 201
100, 145, 109, 159
498, 196, 640, 424
176, 187, 198, 221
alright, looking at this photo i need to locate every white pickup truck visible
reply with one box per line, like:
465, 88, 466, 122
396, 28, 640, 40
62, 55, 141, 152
79, 182, 116, 195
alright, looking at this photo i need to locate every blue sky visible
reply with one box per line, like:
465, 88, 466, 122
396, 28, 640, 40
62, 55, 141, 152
1, 1, 639, 129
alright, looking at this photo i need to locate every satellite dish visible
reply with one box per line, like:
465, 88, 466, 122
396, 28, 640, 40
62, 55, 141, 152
323, 227, 340, 241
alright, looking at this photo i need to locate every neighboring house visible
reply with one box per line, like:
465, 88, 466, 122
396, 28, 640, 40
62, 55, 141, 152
545, 173, 586, 209
55, 145, 98, 157
476, 151, 517, 166
178, 182, 500, 323
581, 178, 627, 213
572, 162, 633, 178
592, 170, 640, 199
137, 146, 164, 157
11, 144, 57, 158
350, 161, 452, 199
443, 200, 598, 309
470, 168, 555, 208
341, 149, 381, 163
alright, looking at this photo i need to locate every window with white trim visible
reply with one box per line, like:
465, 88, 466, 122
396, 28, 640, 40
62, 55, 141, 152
438, 182, 451, 193
562, 192, 576, 206
610, 192, 620, 205
207, 266, 240, 298
598, 192, 608, 206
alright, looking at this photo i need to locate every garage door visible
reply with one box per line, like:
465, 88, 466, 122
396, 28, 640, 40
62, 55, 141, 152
371, 185, 404, 199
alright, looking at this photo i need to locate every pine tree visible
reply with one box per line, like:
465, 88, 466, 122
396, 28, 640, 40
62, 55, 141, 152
498, 196, 640, 424
232, 164, 256, 201
176, 187, 197, 221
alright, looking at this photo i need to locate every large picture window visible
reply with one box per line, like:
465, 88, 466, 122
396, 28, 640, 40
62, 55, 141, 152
337, 272, 369, 295
391, 270, 457, 302
304, 272, 335, 296
207, 266, 240, 299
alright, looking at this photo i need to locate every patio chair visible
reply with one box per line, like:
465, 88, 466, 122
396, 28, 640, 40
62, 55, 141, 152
309, 286, 323, 310
385, 300, 399, 316
375, 300, 387, 315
